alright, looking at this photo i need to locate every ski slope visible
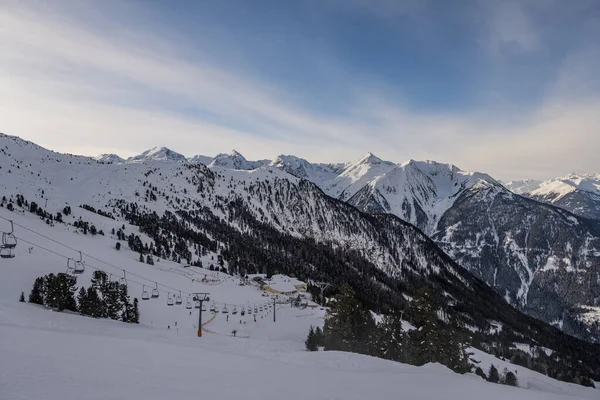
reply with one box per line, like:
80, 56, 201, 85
1, 210, 598, 400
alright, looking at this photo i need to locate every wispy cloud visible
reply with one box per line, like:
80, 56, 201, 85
0, 1, 598, 180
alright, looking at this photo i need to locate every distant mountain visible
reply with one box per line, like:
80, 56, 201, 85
188, 154, 213, 165
524, 175, 600, 220
270, 155, 345, 186
94, 154, 125, 164
127, 147, 187, 163
503, 179, 543, 194
209, 150, 267, 170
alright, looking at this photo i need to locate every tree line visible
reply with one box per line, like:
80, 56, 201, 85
28, 270, 139, 324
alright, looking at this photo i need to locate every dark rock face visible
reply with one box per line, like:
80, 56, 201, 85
433, 184, 600, 339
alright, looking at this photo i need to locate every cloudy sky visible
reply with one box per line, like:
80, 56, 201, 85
1, 0, 599, 180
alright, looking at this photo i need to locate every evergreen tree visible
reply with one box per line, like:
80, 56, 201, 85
130, 298, 140, 324
86, 286, 105, 318
146, 255, 154, 265
139, 253, 144, 263
504, 371, 518, 387
475, 367, 487, 380
323, 284, 376, 354
77, 287, 89, 315
306, 326, 318, 351
19, 291, 25, 302
407, 288, 443, 365
488, 364, 500, 383
375, 309, 406, 362
45, 273, 77, 312
29, 277, 45, 305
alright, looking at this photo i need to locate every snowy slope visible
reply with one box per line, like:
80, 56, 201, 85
128, 146, 187, 162
1, 210, 598, 400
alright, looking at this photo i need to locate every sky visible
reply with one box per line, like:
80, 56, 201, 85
0, 0, 599, 180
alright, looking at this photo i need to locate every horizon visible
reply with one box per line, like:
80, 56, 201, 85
1, 0, 599, 180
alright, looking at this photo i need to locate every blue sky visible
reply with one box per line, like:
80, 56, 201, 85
1, 0, 599, 179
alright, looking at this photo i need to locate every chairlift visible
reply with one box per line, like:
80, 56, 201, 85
151, 282, 160, 298
240, 307, 246, 316
248, 307, 252, 315
119, 270, 127, 287
195, 300, 201, 309
232, 306, 238, 315
259, 306, 263, 312
167, 293, 174, 306
210, 303, 216, 313
141, 285, 150, 300
254, 307, 258, 313
175, 290, 183, 305
222, 304, 229, 314
67, 251, 85, 275
185, 298, 192, 309
1, 220, 17, 249
0, 246, 14, 259
107, 274, 119, 293
201, 302, 206, 311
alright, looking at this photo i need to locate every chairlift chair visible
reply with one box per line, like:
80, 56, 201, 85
240, 307, 246, 316
195, 300, 201, 309
151, 282, 160, 298
141, 285, 150, 300
0, 246, 14, 259
248, 307, 252, 315
222, 304, 229, 314
201, 302, 206, 311
167, 293, 174, 306
1, 220, 17, 249
232, 306, 237, 315
119, 270, 127, 287
186, 298, 192, 309
254, 307, 258, 313
259, 306, 263, 312
175, 290, 183, 305
210, 303, 216, 313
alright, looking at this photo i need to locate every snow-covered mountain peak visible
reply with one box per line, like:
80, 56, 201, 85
503, 179, 543, 194
188, 154, 213, 165
357, 152, 390, 166
209, 149, 265, 170
94, 154, 125, 164
127, 146, 187, 163
530, 174, 600, 200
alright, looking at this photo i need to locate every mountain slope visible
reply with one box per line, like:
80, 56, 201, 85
1, 133, 600, 382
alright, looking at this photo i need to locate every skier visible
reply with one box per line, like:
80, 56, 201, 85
254, 315, 256, 323
168, 325, 170, 330
226, 314, 229, 322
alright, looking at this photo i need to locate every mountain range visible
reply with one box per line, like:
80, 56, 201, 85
2, 133, 599, 344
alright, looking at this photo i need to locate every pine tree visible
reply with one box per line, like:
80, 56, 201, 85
407, 288, 442, 365
86, 286, 105, 318
29, 277, 45, 305
139, 253, 144, 263
375, 309, 406, 362
504, 371, 518, 387
77, 287, 89, 315
45, 273, 77, 312
19, 291, 25, 302
306, 326, 318, 351
146, 255, 154, 265
488, 364, 500, 383
130, 298, 140, 324
323, 283, 376, 354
